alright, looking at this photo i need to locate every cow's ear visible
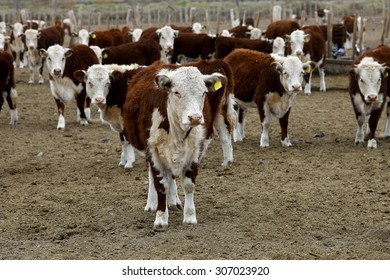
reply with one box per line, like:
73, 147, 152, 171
65, 49, 73, 58
302, 61, 313, 74
284, 34, 290, 42
71, 32, 78, 37
173, 30, 179, 38
38, 49, 47, 58
74, 70, 87, 83
5, 36, 11, 43
156, 29, 162, 38
381, 66, 390, 79
349, 66, 358, 77
155, 74, 172, 91
37, 32, 41, 39
204, 74, 226, 93
110, 70, 122, 82
303, 34, 311, 43
271, 61, 283, 73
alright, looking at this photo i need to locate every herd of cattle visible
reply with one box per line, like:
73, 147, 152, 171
0, 13, 389, 229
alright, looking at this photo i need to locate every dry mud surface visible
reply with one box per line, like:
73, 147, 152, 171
1, 64, 390, 260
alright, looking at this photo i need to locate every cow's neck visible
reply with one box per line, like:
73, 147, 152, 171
266, 91, 299, 117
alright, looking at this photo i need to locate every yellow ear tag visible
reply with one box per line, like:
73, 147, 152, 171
305, 67, 311, 74
92, 34, 96, 39
385, 72, 388, 78
103, 53, 108, 59
214, 80, 222, 91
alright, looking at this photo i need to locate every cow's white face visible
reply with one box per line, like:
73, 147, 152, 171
156, 25, 179, 61
80, 64, 111, 105
249, 28, 263, 40
272, 37, 286, 57
272, 55, 310, 93
156, 66, 223, 129
11, 22, 24, 38
130, 28, 143, 42
286, 30, 310, 57
0, 21, 6, 34
40, 45, 71, 78
0, 34, 10, 51
24, 29, 39, 51
78, 29, 90, 45
220, 29, 233, 37
352, 57, 387, 103
192, 22, 203, 34
89, 45, 103, 64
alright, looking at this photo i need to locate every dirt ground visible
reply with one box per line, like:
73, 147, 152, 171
1, 28, 390, 259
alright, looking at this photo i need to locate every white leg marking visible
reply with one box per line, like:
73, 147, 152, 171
182, 177, 197, 225
154, 209, 169, 229
319, 68, 326, 92
281, 136, 292, 147
144, 164, 157, 211
166, 176, 182, 210
384, 111, 390, 137
124, 143, 136, 169
355, 115, 365, 145
57, 114, 65, 130
214, 114, 233, 166
84, 107, 91, 121
260, 122, 270, 148
9, 109, 18, 125
367, 138, 377, 149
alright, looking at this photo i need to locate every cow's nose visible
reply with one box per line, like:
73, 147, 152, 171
53, 69, 61, 76
94, 97, 105, 104
367, 95, 378, 102
29, 46, 34, 50
291, 84, 301, 91
188, 114, 202, 125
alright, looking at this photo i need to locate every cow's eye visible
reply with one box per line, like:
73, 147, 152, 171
173, 91, 181, 98
360, 79, 364, 83
88, 82, 93, 88
105, 82, 110, 88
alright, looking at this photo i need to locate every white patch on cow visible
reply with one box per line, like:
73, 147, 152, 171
145, 164, 158, 211
154, 209, 169, 228
156, 25, 179, 63
78, 29, 90, 45
57, 114, 65, 129
249, 27, 263, 40
0, 21, 6, 34
272, 37, 286, 57
220, 29, 233, 37
384, 97, 390, 137
367, 138, 377, 149
130, 28, 143, 42
192, 22, 203, 34
9, 109, 18, 125
214, 113, 234, 166
182, 177, 197, 224
89, 45, 103, 64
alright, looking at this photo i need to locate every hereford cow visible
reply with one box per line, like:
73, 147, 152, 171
214, 36, 273, 60
23, 23, 64, 84
224, 49, 311, 147
285, 29, 326, 95
171, 33, 216, 64
122, 62, 225, 229
9, 22, 26, 68
39, 44, 99, 129
0, 34, 13, 57
139, 25, 179, 63
265, 19, 301, 39
228, 25, 251, 38
343, 15, 366, 50
0, 51, 18, 125
302, 24, 347, 49
74, 64, 142, 168
79, 27, 132, 48
101, 39, 160, 66
349, 45, 390, 148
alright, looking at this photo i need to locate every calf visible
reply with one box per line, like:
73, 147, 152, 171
139, 25, 179, 63
23, 23, 64, 84
39, 44, 99, 129
122, 62, 225, 229
224, 49, 311, 147
215, 36, 273, 60
349, 45, 390, 148
9, 22, 26, 68
171, 33, 216, 64
74, 64, 142, 168
101, 39, 160, 66
286, 29, 326, 95
80, 27, 132, 48
0, 51, 18, 125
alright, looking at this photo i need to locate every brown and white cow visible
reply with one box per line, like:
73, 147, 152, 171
285, 29, 326, 95
74, 64, 143, 168
78, 27, 132, 48
139, 25, 179, 63
343, 15, 366, 50
23, 23, 65, 84
224, 49, 311, 147
101, 39, 161, 66
39, 44, 99, 129
9, 22, 26, 68
171, 33, 216, 64
0, 51, 18, 125
264, 19, 301, 39
349, 45, 390, 148
0, 34, 13, 57
122, 62, 225, 229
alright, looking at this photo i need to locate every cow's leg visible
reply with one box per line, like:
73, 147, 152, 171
319, 67, 326, 92
259, 104, 270, 148
28, 61, 34, 84
119, 132, 135, 169
279, 109, 292, 147
355, 113, 365, 145
367, 109, 382, 148
54, 98, 66, 129
6, 88, 18, 125
150, 164, 169, 230
19, 51, 25, 68
76, 90, 88, 126
214, 113, 233, 167
38, 62, 44, 84
85, 96, 91, 121
144, 163, 157, 212
166, 175, 182, 210
384, 98, 390, 138
304, 71, 313, 95
182, 162, 199, 224
233, 107, 246, 142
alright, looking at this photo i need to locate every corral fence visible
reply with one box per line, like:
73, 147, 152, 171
1, 0, 389, 33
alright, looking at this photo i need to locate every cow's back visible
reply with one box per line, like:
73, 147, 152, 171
265, 20, 301, 39
64, 44, 99, 82
0, 51, 15, 90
